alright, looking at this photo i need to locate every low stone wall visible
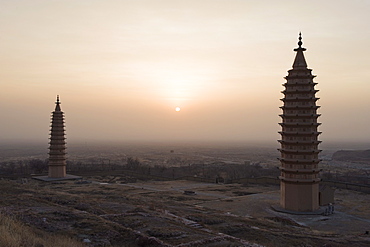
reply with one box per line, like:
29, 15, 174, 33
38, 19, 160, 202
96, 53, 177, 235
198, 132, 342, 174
322, 180, 370, 193
75, 169, 370, 194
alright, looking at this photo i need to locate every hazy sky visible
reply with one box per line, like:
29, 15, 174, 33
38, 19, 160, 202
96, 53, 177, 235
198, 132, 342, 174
1, 0, 370, 144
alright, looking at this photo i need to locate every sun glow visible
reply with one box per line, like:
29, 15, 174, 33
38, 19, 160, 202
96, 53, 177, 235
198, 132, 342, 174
147, 65, 209, 99
175, 107, 181, 112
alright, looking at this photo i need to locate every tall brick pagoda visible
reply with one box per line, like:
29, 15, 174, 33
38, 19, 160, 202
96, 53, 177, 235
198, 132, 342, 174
48, 95, 67, 178
278, 34, 322, 211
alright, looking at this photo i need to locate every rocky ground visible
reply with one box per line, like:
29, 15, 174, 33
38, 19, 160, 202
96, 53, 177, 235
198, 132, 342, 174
0, 176, 369, 247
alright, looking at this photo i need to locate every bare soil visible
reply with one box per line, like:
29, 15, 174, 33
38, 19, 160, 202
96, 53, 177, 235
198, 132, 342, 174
0, 177, 369, 247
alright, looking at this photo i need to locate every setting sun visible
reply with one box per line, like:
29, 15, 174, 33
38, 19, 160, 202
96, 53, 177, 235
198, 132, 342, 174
175, 107, 181, 112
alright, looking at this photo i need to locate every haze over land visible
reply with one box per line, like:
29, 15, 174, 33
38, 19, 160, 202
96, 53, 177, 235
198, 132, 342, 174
1, 0, 370, 144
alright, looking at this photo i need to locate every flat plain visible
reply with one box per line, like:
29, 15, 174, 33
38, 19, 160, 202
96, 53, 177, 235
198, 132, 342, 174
0, 176, 369, 247
1, 142, 369, 246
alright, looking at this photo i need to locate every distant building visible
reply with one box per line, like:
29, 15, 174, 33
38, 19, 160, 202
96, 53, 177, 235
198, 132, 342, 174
48, 95, 67, 178
319, 185, 335, 206
278, 34, 322, 211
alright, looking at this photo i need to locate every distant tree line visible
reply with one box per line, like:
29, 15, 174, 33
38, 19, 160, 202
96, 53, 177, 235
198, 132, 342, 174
0, 159, 48, 176
125, 157, 280, 182
0, 157, 368, 185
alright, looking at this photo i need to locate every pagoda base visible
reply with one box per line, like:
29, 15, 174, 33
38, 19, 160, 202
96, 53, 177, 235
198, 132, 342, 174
280, 181, 319, 212
33, 174, 82, 182
271, 205, 325, 215
48, 165, 66, 178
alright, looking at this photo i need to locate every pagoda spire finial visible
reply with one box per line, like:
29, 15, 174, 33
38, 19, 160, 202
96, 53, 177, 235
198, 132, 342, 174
293, 33, 307, 68
298, 32, 302, 48
55, 95, 61, 111
294, 32, 306, 52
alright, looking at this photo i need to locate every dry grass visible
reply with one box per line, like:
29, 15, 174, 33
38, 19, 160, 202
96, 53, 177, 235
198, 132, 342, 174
0, 179, 368, 247
0, 212, 84, 247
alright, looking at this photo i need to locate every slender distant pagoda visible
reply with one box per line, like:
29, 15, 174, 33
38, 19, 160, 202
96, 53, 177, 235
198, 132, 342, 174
48, 95, 67, 178
278, 34, 322, 211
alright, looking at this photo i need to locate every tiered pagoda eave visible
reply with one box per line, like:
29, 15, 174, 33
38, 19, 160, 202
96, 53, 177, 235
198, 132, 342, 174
48, 95, 67, 178
278, 33, 322, 212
